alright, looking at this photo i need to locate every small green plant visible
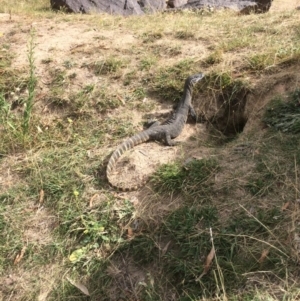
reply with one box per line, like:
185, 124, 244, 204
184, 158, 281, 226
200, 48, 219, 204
22, 28, 37, 137
49, 68, 67, 87
0, 30, 38, 151
141, 31, 163, 43
91, 57, 125, 75
41, 57, 53, 64
139, 56, 157, 71
0, 45, 13, 68
133, 87, 146, 100
174, 30, 195, 40
63, 59, 76, 69
67, 199, 134, 265
123, 70, 137, 86
70, 84, 95, 110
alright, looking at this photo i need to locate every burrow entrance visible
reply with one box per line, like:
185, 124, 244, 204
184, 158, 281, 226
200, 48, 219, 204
195, 73, 250, 137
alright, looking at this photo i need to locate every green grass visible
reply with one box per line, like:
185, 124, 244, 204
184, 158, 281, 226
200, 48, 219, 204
111, 203, 290, 300
264, 89, 300, 133
151, 59, 198, 101
151, 158, 219, 200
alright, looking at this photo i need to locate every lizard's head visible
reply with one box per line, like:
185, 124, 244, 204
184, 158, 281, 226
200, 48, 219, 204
187, 73, 205, 86
185, 73, 205, 92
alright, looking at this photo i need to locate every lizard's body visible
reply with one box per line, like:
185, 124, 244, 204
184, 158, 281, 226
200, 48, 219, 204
106, 73, 204, 191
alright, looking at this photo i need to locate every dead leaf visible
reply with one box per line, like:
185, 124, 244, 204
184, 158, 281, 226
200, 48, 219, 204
281, 202, 290, 211
258, 249, 269, 264
66, 277, 90, 296
203, 246, 215, 273
161, 241, 171, 256
192, 155, 203, 160
89, 194, 99, 208
39, 189, 44, 205
14, 246, 27, 265
196, 246, 215, 281
117, 94, 125, 105
127, 226, 134, 238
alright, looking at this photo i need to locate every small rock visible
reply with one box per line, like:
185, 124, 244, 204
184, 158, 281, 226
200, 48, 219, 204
167, 0, 188, 8
182, 0, 273, 14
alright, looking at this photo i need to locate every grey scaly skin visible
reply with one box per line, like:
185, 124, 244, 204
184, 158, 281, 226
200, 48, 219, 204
107, 72, 205, 191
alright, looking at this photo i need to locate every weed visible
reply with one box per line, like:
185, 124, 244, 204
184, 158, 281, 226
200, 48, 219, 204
63, 59, 76, 69
90, 57, 125, 76
139, 56, 157, 71
141, 31, 163, 43
67, 198, 134, 265
0, 45, 13, 68
49, 67, 67, 87
123, 70, 137, 86
22, 28, 37, 137
132, 87, 146, 100
69, 84, 95, 111
41, 57, 53, 64
174, 30, 195, 40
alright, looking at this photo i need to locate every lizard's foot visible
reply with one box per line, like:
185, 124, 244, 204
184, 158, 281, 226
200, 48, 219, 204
145, 119, 160, 128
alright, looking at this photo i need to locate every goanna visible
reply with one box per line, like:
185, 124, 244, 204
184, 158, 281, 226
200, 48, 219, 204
106, 72, 205, 191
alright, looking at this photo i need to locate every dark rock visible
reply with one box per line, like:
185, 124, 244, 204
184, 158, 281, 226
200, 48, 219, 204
138, 0, 166, 12
182, 0, 273, 14
167, 0, 188, 8
50, 0, 144, 15
50, 0, 273, 14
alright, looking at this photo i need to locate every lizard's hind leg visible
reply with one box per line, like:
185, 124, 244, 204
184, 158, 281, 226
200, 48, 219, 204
145, 120, 161, 128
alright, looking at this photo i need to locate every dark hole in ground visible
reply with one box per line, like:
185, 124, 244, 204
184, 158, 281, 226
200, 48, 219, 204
209, 86, 249, 137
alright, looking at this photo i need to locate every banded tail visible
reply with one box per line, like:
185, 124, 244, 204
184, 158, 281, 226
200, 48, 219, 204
106, 130, 150, 191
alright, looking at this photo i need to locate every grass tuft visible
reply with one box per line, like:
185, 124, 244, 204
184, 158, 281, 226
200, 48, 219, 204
90, 57, 125, 76
151, 158, 219, 200
264, 89, 300, 133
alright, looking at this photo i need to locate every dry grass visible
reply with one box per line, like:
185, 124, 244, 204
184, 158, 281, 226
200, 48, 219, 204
1, 1, 300, 300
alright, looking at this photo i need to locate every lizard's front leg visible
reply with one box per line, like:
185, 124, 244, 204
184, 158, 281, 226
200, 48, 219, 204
189, 105, 197, 121
165, 133, 179, 146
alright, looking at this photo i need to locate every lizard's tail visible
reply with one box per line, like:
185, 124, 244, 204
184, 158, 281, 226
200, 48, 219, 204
106, 131, 150, 191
